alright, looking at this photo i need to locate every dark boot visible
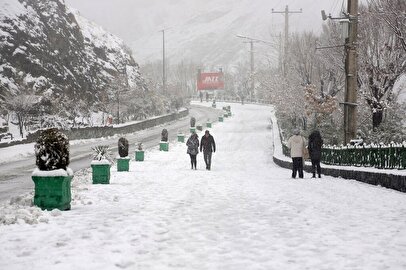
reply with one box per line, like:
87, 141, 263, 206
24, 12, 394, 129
318, 174, 321, 178
312, 173, 316, 178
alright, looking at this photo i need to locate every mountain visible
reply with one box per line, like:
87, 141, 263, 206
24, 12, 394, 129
65, 0, 338, 70
0, 0, 146, 105
131, 0, 278, 69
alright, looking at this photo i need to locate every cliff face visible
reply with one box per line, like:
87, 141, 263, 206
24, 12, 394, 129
0, 0, 146, 105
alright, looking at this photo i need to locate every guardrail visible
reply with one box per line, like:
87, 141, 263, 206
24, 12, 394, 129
192, 96, 273, 105
281, 140, 406, 170
321, 144, 406, 170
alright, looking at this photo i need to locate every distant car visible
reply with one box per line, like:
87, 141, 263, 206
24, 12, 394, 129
0, 132, 13, 141
349, 139, 363, 146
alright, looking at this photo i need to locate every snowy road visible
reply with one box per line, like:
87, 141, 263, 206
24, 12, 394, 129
0, 104, 220, 202
1, 102, 406, 270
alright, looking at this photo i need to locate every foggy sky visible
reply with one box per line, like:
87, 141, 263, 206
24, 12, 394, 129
65, 0, 349, 64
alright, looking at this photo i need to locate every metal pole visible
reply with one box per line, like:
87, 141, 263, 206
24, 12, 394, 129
279, 32, 282, 73
250, 40, 254, 101
162, 29, 166, 93
344, 0, 358, 144
284, 5, 289, 75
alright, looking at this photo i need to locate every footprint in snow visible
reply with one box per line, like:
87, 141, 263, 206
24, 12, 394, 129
115, 260, 134, 269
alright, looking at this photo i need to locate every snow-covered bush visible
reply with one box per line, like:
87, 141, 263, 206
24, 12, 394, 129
136, 142, 143, 151
161, 129, 168, 142
35, 128, 69, 171
118, 137, 129, 157
91, 145, 112, 162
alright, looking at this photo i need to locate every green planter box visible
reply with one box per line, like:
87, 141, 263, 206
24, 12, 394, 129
219, 116, 224, 122
223, 113, 228, 118
177, 134, 185, 143
117, 158, 130, 171
206, 122, 212, 128
212, 104, 216, 108
135, 150, 144, 161
190, 127, 196, 133
160, 141, 169, 151
91, 163, 111, 184
228, 111, 232, 116
32, 174, 73, 211
196, 125, 203, 131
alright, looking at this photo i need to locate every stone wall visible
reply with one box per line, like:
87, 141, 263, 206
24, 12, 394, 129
0, 109, 188, 148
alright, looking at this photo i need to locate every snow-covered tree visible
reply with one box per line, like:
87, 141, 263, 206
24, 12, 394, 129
358, 3, 406, 130
6, 93, 40, 138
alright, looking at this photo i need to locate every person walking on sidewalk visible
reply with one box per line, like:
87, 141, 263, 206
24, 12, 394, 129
200, 130, 216, 170
186, 132, 199, 170
308, 130, 323, 178
287, 128, 306, 178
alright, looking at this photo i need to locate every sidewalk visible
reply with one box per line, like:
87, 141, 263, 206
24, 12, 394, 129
0, 102, 405, 270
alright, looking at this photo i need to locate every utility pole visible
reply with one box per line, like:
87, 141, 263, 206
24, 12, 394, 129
160, 29, 166, 93
236, 35, 275, 100
271, 5, 302, 76
278, 32, 282, 73
343, 0, 358, 144
250, 40, 254, 101
236, 35, 261, 101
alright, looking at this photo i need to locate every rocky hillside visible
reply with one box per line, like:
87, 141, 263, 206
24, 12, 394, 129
0, 0, 146, 107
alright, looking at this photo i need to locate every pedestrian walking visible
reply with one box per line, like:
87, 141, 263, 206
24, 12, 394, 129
308, 130, 323, 178
199, 91, 203, 102
200, 130, 216, 170
186, 132, 199, 170
206, 92, 209, 102
287, 128, 306, 178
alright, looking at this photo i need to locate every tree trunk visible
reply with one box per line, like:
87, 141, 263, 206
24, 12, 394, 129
372, 110, 383, 130
17, 113, 24, 138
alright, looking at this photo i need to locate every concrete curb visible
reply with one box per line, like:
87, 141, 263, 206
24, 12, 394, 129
273, 156, 406, 193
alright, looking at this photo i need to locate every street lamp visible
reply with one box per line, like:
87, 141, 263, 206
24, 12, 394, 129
160, 29, 166, 93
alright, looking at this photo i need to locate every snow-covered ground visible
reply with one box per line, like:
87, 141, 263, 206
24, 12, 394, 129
0, 102, 405, 270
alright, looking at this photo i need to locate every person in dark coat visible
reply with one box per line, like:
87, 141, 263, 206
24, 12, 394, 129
200, 130, 216, 170
308, 130, 324, 178
186, 132, 199, 170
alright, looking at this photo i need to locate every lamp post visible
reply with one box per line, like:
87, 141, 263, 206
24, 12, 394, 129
160, 28, 170, 93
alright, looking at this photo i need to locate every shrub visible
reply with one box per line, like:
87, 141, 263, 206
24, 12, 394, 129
35, 128, 70, 171
91, 145, 112, 162
190, 117, 196, 127
136, 142, 143, 151
161, 129, 168, 142
118, 137, 129, 157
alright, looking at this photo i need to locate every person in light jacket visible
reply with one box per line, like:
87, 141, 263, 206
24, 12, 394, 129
308, 130, 323, 178
287, 128, 306, 178
186, 132, 199, 170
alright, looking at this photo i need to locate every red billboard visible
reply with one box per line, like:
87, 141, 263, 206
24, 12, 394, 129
197, 72, 224, 90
